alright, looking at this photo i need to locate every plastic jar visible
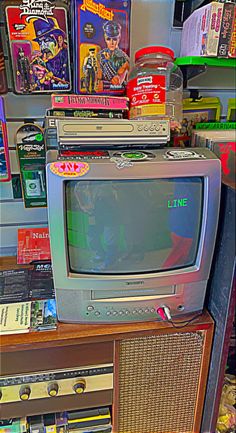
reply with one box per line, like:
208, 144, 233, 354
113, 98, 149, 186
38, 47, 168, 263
127, 46, 183, 125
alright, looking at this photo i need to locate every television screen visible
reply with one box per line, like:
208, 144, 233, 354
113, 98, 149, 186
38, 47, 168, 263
66, 178, 203, 274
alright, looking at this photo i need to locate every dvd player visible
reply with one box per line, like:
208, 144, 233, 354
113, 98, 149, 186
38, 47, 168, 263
44, 117, 170, 149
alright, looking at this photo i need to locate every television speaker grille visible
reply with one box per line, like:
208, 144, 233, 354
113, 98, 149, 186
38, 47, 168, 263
115, 332, 205, 433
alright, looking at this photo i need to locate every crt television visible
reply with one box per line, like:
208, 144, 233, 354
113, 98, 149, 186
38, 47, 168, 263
46, 148, 221, 323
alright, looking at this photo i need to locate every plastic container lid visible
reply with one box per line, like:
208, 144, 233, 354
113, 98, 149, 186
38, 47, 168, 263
135, 46, 175, 62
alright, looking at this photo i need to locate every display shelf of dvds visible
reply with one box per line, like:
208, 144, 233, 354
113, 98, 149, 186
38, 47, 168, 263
175, 56, 236, 90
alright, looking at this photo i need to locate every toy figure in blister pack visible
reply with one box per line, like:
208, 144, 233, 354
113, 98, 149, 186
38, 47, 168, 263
5, 4, 71, 94
83, 48, 98, 93
97, 21, 129, 92
73, 0, 131, 95
16, 48, 33, 93
0, 33, 7, 94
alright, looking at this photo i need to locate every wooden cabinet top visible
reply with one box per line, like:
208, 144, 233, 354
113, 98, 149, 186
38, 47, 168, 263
1, 310, 213, 353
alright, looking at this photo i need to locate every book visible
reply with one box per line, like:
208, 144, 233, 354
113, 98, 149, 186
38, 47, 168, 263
17, 227, 51, 264
218, 2, 235, 57
0, 268, 30, 304
0, 302, 31, 335
30, 299, 57, 331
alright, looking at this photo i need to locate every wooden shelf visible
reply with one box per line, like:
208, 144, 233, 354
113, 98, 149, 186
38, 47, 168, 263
1, 310, 213, 353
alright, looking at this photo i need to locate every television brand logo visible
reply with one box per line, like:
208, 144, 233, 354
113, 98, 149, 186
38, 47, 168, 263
50, 161, 90, 177
168, 198, 188, 208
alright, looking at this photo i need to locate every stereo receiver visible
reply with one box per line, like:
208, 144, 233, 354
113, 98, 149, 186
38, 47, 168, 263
0, 364, 113, 404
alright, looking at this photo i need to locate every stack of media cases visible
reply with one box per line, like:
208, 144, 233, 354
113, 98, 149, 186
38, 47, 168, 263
0, 407, 112, 432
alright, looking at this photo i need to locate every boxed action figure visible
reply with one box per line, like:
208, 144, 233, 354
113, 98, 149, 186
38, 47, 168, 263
72, 0, 131, 95
180, 2, 224, 57
5, 0, 72, 94
0, 34, 7, 94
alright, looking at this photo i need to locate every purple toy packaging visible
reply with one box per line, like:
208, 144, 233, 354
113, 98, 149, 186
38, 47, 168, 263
72, 0, 131, 95
5, 0, 72, 94
0, 97, 11, 182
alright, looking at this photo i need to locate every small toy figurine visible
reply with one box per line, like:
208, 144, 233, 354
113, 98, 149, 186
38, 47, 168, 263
83, 48, 98, 93
216, 374, 236, 433
97, 21, 130, 92
16, 48, 32, 93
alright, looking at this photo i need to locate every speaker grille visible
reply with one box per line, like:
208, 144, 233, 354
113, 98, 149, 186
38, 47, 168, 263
117, 332, 204, 433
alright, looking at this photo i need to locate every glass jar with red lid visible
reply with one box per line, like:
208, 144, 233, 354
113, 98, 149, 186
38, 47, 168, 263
127, 46, 183, 127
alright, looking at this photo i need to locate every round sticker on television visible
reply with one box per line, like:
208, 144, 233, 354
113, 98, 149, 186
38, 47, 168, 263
50, 161, 90, 177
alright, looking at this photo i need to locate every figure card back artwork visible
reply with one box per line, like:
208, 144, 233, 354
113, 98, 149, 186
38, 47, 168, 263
5, 1, 72, 94
72, 0, 131, 95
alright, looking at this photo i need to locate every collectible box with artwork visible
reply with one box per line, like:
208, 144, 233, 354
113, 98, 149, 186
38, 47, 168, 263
72, 0, 131, 95
5, 0, 72, 94
228, 4, 236, 58
180, 2, 224, 57
218, 2, 235, 57
0, 33, 7, 94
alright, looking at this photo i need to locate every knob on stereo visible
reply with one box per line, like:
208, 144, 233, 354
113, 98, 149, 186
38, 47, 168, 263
47, 382, 59, 397
19, 386, 31, 401
73, 379, 86, 394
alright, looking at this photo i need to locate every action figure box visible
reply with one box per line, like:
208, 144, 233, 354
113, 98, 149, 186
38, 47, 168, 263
180, 2, 224, 57
0, 34, 8, 94
72, 0, 131, 95
5, 0, 72, 94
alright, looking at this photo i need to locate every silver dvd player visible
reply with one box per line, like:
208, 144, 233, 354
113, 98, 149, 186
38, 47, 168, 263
45, 117, 170, 148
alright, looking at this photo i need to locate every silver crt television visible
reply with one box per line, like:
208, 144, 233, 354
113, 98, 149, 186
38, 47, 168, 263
46, 148, 221, 323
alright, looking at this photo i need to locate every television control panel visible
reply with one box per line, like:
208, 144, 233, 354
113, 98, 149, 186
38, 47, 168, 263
0, 364, 113, 404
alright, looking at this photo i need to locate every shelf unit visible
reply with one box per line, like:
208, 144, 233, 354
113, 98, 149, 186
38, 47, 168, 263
175, 56, 236, 90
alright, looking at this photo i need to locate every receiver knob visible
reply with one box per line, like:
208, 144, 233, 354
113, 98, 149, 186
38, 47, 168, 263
19, 386, 31, 401
47, 382, 59, 397
73, 379, 86, 394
